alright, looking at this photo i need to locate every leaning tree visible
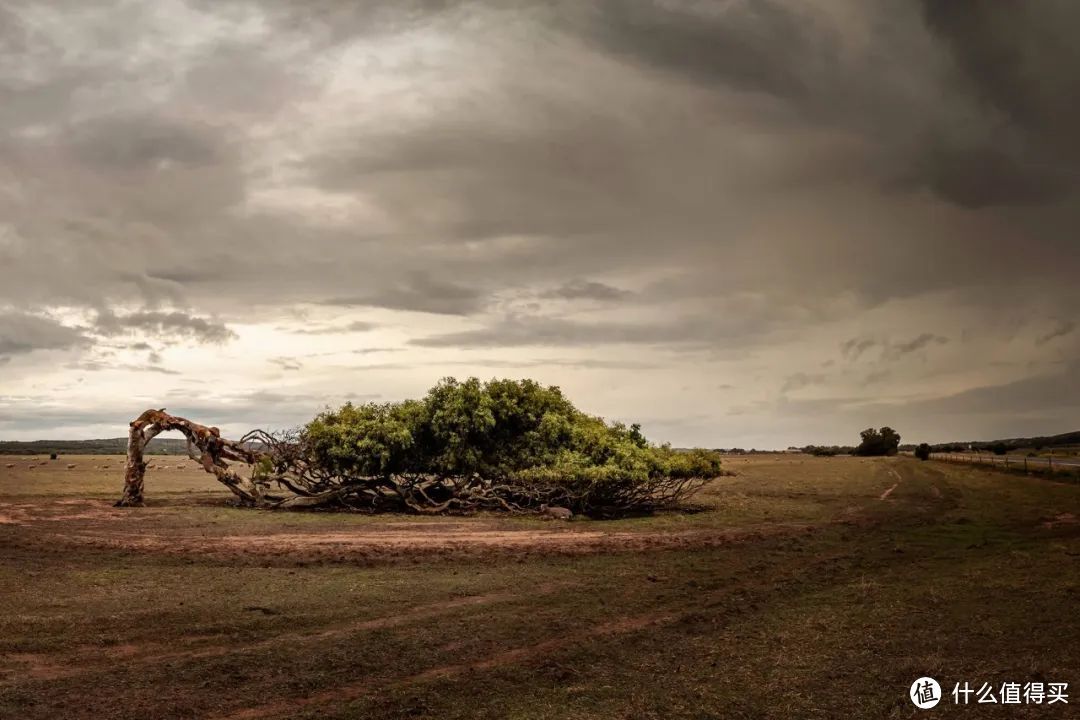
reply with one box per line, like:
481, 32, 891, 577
115, 378, 724, 517
118, 408, 288, 508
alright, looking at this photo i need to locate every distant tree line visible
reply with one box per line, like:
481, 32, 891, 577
800, 445, 856, 457
0, 438, 189, 456
785, 427, 1075, 462
925, 430, 1079, 455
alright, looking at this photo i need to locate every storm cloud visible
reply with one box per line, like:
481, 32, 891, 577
93, 310, 237, 344
0, 313, 87, 358
884, 333, 949, 361
0, 0, 1077, 446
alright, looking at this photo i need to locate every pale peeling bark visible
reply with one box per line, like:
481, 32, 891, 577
115, 409, 264, 507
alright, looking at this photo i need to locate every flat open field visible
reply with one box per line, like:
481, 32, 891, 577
1, 455, 1078, 719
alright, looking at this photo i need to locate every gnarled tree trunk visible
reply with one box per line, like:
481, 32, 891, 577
115, 409, 263, 507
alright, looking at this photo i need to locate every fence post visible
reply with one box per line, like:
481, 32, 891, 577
1024, 456, 1028, 474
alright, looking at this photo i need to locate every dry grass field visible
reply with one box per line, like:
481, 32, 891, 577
1, 454, 1078, 719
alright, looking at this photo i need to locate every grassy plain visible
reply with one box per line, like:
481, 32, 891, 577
1, 454, 1077, 719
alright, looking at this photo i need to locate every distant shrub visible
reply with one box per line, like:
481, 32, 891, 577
991, 442, 1009, 456
49, 452, 58, 461
803, 445, 850, 457
914, 443, 931, 461
854, 427, 901, 457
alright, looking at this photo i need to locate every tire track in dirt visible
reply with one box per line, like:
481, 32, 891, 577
216, 610, 680, 720
878, 466, 902, 500
34, 522, 818, 564
213, 549, 858, 720
4, 531, 855, 720
0, 586, 569, 684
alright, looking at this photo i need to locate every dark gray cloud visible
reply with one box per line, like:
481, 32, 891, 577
352, 347, 403, 355
2, 0, 1075, 316
919, 0, 1080, 206
288, 320, 377, 335
780, 372, 826, 395
68, 360, 180, 376
409, 312, 769, 349
321, 273, 486, 316
0, 313, 86, 357
584, 0, 1080, 210
839, 334, 949, 364
269, 357, 303, 371
69, 114, 228, 171
885, 333, 949, 361
910, 364, 1080, 416
1037, 320, 1075, 347
435, 357, 657, 370
538, 279, 631, 302
841, 337, 878, 362
584, 0, 819, 98
144, 268, 228, 286
912, 143, 1071, 209
93, 310, 237, 344
862, 370, 891, 386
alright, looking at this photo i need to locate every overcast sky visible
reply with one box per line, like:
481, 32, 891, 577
1, 0, 1077, 448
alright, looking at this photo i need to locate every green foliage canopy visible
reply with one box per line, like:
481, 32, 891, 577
854, 426, 902, 457
303, 378, 722, 515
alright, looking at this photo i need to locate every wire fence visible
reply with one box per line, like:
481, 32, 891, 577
929, 451, 1080, 478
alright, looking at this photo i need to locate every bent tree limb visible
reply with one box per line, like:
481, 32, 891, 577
116, 409, 264, 507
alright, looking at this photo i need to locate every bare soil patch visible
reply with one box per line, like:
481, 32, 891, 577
8, 497, 817, 563
1041, 511, 1077, 529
